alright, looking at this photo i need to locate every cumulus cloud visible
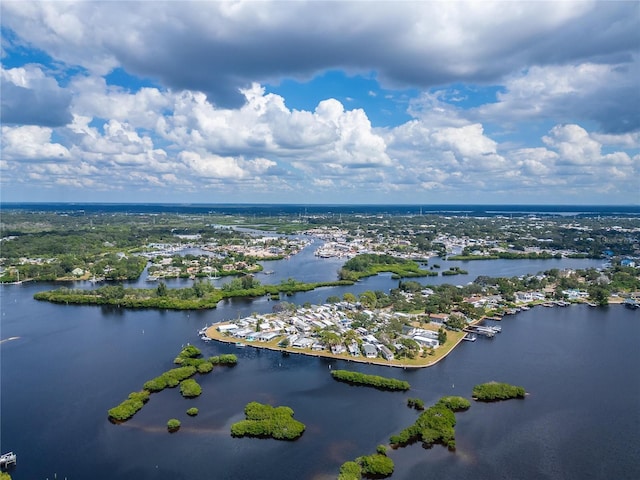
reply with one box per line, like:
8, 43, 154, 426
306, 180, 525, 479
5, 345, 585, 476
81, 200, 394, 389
1, 125, 70, 161
70, 75, 171, 130
159, 85, 391, 170
3, 1, 638, 111
1, 65, 72, 126
1, 1, 638, 203
474, 62, 640, 133
383, 116, 639, 202
178, 151, 275, 180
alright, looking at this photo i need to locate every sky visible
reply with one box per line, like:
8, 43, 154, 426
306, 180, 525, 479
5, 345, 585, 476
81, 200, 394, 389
1, 1, 639, 206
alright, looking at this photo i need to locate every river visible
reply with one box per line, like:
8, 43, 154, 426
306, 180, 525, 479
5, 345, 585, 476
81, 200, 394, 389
1, 249, 637, 480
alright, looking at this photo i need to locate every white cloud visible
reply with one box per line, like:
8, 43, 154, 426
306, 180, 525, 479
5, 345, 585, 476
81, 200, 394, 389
70, 76, 171, 130
473, 61, 640, 133
3, 1, 637, 115
1, 65, 72, 126
1, 125, 70, 161
178, 150, 275, 180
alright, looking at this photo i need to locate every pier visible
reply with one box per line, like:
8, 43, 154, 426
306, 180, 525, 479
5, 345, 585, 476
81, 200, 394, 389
0, 452, 16, 469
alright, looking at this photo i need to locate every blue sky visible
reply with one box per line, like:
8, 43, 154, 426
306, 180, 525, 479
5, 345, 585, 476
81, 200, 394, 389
1, 1, 639, 205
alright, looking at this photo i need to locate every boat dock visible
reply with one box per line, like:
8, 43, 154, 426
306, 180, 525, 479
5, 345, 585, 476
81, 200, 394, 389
0, 452, 16, 469
464, 325, 501, 338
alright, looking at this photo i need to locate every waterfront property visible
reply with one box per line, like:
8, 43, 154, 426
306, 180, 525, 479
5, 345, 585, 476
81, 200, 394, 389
205, 302, 469, 367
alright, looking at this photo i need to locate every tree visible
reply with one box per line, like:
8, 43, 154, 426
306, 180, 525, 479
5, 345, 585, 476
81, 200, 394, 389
437, 327, 447, 345
359, 290, 377, 308
319, 330, 341, 348
343, 292, 357, 303
156, 281, 167, 297
587, 285, 610, 306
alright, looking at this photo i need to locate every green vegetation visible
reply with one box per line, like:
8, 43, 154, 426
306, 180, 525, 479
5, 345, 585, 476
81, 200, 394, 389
143, 366, 197, 392
107, 390, 150, 422
357, 453, 394, 477
0, 471, 12, 480
167, 418, 181, 432
108, 350, 236, 422
210, 353, 238, 365
437, 396, 471, 411
407, 397, 425, 410
390, 401, 458, 450
338, 461, 362, 480
230, 402, 305, 440
197, 361, 214, 373
339, 254, 435, 281
448, 254, 499, 260
339, 446, 394, 480
330, 369, 410, 391
186, 407, 199, 416
441, 266, 468, 276
472, 382, 526, 401
176, 344, 201, 359
179, 378, 202, 398
33, 278, 353, 310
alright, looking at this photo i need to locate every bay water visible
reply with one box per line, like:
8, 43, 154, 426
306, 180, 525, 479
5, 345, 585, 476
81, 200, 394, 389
1, 251, 638, 480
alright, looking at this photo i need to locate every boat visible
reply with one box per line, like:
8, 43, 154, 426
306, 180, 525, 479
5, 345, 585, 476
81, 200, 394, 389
235, 342, 245, 348
0, 451, 16, 468
624, 298, 639, 310
463, 333, 477, 342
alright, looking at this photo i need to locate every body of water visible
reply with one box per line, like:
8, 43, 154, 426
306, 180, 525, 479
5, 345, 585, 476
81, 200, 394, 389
1, 252, 637, 480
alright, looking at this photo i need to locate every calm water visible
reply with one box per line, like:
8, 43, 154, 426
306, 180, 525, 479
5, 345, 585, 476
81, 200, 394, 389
1, 253, 638, 480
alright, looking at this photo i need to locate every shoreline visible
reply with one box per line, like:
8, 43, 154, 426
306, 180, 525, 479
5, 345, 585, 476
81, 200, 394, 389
203, 298, 626, 368
204, 324, 468, 369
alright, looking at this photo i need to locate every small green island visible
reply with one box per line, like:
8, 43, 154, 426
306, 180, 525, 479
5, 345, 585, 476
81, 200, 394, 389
167, 418, 181, 432
338, 254, 437, 281
472, 381, 526, 401
390, 396, 470, 450
108, 346, 236, 422
230, 402, 306, 440
330, 369, 410, 391
179, 378, 202, 398
339, 445, 394, 480
406, 397, 425, 410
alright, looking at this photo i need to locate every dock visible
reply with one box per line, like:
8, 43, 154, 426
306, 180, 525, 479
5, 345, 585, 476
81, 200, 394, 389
464, 325, 501, 338
0, 451, 16, 469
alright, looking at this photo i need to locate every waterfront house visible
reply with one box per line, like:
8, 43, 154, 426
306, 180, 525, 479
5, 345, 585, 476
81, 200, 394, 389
363, 343, 378, 358
331, 344, 346, 355
413, 335, 439, 348
378, 344, 394, 361
258, 332, 279, 342
292, 337, 314, 349
218, 324, 239, 334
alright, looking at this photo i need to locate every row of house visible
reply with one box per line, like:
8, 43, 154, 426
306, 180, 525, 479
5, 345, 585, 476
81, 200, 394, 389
213, 302, 444, 362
